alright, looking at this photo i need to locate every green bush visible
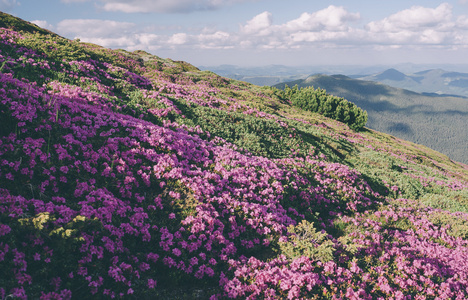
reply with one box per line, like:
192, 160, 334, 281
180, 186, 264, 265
285, 85, 368, 131
279, 220, 335, 262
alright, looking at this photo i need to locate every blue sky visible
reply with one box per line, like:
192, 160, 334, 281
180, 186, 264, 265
2, 0, 468, 67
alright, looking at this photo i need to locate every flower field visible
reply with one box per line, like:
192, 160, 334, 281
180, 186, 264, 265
1, 13, 468, 299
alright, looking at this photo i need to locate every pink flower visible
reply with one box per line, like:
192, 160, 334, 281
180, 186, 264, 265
172, 248, 182, 257
147, 278, 157, 289
0, 224, 11, 236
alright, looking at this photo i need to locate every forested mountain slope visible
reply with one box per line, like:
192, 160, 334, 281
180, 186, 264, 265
1, 12, 468, 299
275, 74, 468, 164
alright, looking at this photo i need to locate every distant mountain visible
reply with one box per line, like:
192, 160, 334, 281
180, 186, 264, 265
357, 68, 468, 97
198, 65, 310, 86
199, 65, 414, 86
275, 74, 468, 164
201, 64, 468, 91
375, 68, 408, 81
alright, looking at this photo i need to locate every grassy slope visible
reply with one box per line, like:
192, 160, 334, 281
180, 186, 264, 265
1, 14, 468, 299
274, 74, 468, 165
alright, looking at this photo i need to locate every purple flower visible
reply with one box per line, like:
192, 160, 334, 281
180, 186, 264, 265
172, 248, 182, 257
147, 278, 157, 289
0, 224, 11, 236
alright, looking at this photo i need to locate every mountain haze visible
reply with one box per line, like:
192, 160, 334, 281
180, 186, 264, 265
374, 68, 408, 81
1, 12, 468, 299
202, 64, 468, 90
199, 64, 311, 86
357, 68, 468, 97
275, 74, 468, 164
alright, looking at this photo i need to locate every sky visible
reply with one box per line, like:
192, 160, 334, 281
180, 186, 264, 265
2, 0, 468, 68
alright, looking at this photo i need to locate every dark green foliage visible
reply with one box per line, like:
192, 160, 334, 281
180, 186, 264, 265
0, 103, 16, 138
171, 99, 313, 159
279, 220, 335, 262
283, 85, 368, 130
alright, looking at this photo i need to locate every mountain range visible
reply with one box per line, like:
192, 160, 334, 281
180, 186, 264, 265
354, 68, 468, 98
198, 64, 312, 86
202, 64, 468, 93
1, 12, 468, 299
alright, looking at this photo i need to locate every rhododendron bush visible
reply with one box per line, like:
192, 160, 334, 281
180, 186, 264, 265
1, 20, 468, 299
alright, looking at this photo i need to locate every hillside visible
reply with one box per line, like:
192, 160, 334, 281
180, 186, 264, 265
356, 68, 468, 98
1, 13, 468, 299
275, 74, 468, 165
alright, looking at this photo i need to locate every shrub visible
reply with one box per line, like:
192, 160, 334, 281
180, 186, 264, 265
279, 220, 335, 262
285, 85, 368, 131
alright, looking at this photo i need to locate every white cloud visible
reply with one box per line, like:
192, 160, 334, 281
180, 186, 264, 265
419, 29, 447, 44
0, 0, 18, 11
136, 33, 160, 46
76, 0, 254, 13
31, 20, 54, 31
49, 4, 468, 57
366, 3, 453, 32
290, 31, 349, 43
57, 19, 135, 38
240, 4, 468, 49
363, 3, 462, 46
241, 11, 272, 36
198, 31, 232, 49
166, 30, 234, 49
456, 15, 468, 29
53, 18, 233, 51
168, 33, 189, 45
239, 6, 361, 48
285, 6, 360, 32
55, 19, 140, 48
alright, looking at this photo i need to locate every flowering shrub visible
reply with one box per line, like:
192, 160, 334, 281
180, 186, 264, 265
0, 20, 467, 299
220, 200, 468, 299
